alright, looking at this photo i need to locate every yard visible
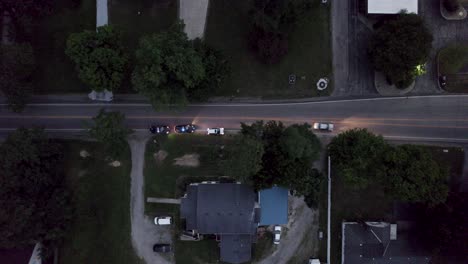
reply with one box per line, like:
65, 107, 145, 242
109, 0, 178, 93
326, 145, 464, 264
58, 141, 141, 264
144, 134, 231, 263
31, 0, 95, 94
204, 0, 332, 99
438, 43, 468, 93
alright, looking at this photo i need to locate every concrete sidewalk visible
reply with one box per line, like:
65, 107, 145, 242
179, 0, 209, 39
97, 0, 108, 27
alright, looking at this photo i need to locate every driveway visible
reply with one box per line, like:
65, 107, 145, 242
257, 196, 319, 264
179, 0, 209, 39
332, 0, 377, 96
129, 135, 172, 264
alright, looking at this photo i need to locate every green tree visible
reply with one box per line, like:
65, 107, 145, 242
221, 135, 264, 184
369, 14, 433, 88
66, 25, 128, 92
382, 145, 448, 205
328, 129, 389, 189
0, 0, 54, 39
0, 128, 72, 248
0, 43, 35, 112
88, 109, 133, 159
191, 39, 230, 102
132, 21, 205, 109
239, 121, 322, 207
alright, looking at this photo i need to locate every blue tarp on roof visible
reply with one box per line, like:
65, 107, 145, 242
259, 186, 288, 225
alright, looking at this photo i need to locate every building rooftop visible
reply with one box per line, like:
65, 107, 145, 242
367, 0, 418, 14
258, 186, 288, 225
180, 183, 259, 264
342, 222, 430, 264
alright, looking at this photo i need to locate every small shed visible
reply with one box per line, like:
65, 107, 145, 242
367, 0, 418, 14
258, 186, 288, 226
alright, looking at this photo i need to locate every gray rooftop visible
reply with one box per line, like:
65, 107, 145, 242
342, 222, 431, 264
181, 183, 258, 234
219, 234, 252, 264
180, 183, 259, 264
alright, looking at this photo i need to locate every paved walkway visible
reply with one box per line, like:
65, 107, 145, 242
147, 197, 181, 204
179, 0, 209, 39
331, 0, 349, 96
129, 136, 172, 264
97, 0, 108, 27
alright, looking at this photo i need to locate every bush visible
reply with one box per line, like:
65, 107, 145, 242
443, 0, 460, 13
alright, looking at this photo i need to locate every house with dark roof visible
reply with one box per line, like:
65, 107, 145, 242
342, 222, 430, 264
180, 182, 260, 264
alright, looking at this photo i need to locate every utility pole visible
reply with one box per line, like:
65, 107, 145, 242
327, 155, 331, 264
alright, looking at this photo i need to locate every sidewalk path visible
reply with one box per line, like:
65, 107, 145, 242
97, 0, 108, 27
129, 136, 172, 264
331, 0, 349, 96
179, 0, 209, 39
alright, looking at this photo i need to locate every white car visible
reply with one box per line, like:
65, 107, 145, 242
313, 122, 334, 132
207, 128, 224, 135
274, 225, 282, 245
154, 216, 172, 225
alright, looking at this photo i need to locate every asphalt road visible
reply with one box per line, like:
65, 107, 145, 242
1, 95, 468, 142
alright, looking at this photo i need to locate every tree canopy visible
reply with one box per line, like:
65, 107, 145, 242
0, 43, 35, 112
0, 128, 72, 248
382, 145, 449, 205
132, 22, 205, 109
328, 128, 388, 189
66, 25, 128, 92
221, 135, 264, 184
239, 121, 323, 208
248, 0, 311, 64
369, 14, 433, 88
88, 109, 133, 159
329, 129, 449, 205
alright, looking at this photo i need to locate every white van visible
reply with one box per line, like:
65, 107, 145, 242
154, 216, 172, 225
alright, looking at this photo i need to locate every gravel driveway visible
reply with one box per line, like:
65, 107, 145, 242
129, 136, 173, 264
257, 196, 319, 264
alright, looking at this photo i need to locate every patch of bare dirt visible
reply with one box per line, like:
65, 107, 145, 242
153, 150, 168, 163
173, 153, 200, 167
80, 150, 90, 158
109, 160, 121, 167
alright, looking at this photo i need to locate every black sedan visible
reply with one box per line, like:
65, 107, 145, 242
153, 244, 172, 253
150, 125, 170, 134
174, 124, 196, 133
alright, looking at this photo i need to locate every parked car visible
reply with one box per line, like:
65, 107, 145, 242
207, 127, 224, 135
274, 225, 282, 245
153, 244, 172, 253
174, 124, 196, 133
313, 122, 334, 132
150, 125, 170, 134
154, 216, 172, 225
439, 75, 447, 87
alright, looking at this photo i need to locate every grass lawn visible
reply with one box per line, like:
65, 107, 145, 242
438, 44, 468, 93
253, 232, 273, 261
175, 240, 220, 264
58, 140, 141, 264
31, 0, 95, 94
144, 134, 230, 263
109, 0, 178, 93
205, 0, 332, 99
